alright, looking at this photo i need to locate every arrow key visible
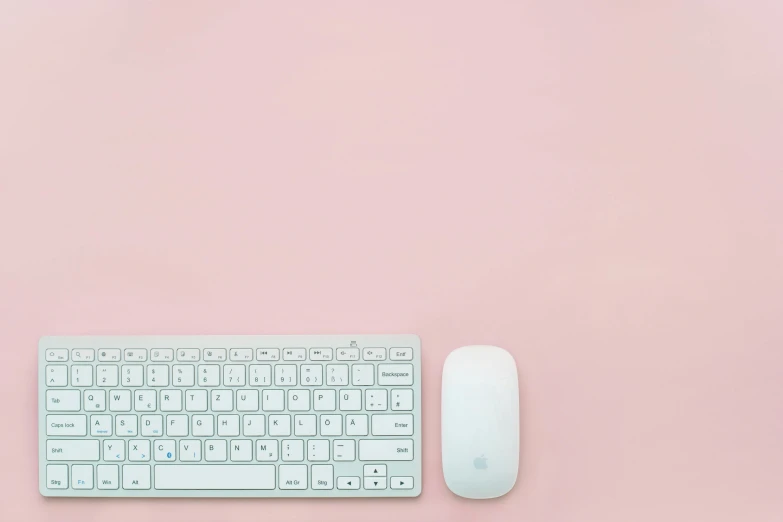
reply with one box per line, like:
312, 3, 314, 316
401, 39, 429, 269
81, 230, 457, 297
363, 464, 387, 477
337, 476, 360, 490
363, 477, 387, 490
391, 476, 414, 490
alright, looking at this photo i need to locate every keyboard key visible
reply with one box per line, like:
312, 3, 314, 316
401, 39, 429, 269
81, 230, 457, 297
103, 440, 125, 461
364, 464, 386, 476
166, 415, 188, 436
128, 440, 150, 461
150, 349, 174, 362
391, 477, 414, 490
46, 414, 87, 436
97, 365, 119, 387
243, 414, 265, 436
333, 439, 355, 461
391, 389, 414, 411
371, 414, 414, 436
160, 390, 183, 412
236, 389, 259, 411
155, 465, 275, 490
337, 476, 360, 489
269, 414, 291, 436
249, 365, 272, 386
223, 365, 246, 386
97, 465, 119, 489
320, 414, 342, 436
204, 348, 227, 361
154, 440, 176, 462
46, 464, 68, 488
82, 392, 104, 412
71, 365, 92, 387
98, 349, 121, 362
146, 365, 169, 387
309, 348, 333, 361
294, 414, 316, 436
172, 365, 195, 387
364, 477, 387, 489
72, 464, 94, 489
256, 348, 280, 361
351, 364, 374, 386
326, 364, 349, 386
282, 439, 304, 461
230, 439, 252, 461
71, 349, 95, 362
389, 348, 413, 361
122, 365, 144, 386
288, 390, 310, 411
177, 349, 200, 362
262, 390, 285, 411
186, 390, 208, 411
300, 365, 323, 386
46, 440, 99, 461
230, 348, 253, 361
109, 390, 132, 412
377, 364, 413, 385
314, 390, 337, 411
45, 349, 68, 362
256, 439, 278, 461
115, 415, 138, 436
211, 389, 234, 411
90, 414, 113, 436
275, 365, 297, 386
179, 439, 202, 461
123, 464, 151, 489
336, 348, 359, 361
80, 396, 109, 418
308, 440, 330, 461
283, 348, 306, 361
312, 464, 334, 489
340, 390, 362, 411
365, 389, 388, 411
192, 414, 214, 436
46, 365, 68, 387
124, 349, 147, 362
358, 439, 414, 461
134, 390, 156, 411
362, 347, 386, 361
199, 365, 220, 386
279, 464, 307, 489
46, 390, 80, 411
140, 414, 163, 437
217, 414, 240, 436
346, 414, 368, 436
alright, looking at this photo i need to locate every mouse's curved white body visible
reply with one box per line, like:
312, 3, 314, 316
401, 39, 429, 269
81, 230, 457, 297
442, 345, 519, 499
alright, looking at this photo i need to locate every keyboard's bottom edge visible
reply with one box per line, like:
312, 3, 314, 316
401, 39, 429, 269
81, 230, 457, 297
39, 488, 422, 498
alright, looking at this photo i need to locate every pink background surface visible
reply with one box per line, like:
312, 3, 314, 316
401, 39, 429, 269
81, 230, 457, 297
1, 2, 782, 521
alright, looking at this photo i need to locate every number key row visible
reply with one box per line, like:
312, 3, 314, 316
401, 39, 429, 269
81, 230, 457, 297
47, 364, 413, 388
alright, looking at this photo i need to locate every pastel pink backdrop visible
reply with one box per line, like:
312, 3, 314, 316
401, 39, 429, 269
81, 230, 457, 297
1, 2, 781, 521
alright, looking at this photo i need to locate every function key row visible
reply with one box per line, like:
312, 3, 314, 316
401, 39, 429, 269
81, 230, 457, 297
46, 347, 414, 363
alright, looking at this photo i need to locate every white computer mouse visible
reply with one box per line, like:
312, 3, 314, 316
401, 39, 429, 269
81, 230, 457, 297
442, 345, 519, 499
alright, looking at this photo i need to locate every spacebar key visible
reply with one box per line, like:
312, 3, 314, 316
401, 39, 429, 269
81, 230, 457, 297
155, 465, 276, 490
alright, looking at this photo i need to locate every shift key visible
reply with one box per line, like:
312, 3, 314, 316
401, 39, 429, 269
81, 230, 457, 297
358, 439, 413, 461
47, 440, 99, 461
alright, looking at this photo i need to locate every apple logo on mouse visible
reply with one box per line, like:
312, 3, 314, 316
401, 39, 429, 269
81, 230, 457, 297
473, 455, 488, 470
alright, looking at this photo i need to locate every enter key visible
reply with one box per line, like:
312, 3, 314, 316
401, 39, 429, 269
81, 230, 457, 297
371, 414, 414, 436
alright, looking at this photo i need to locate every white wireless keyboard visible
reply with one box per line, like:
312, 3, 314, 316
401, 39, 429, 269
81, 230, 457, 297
38, 335, 422, 498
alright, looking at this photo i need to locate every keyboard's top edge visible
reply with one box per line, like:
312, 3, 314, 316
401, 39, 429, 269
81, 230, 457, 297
39, 334, 421, 348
